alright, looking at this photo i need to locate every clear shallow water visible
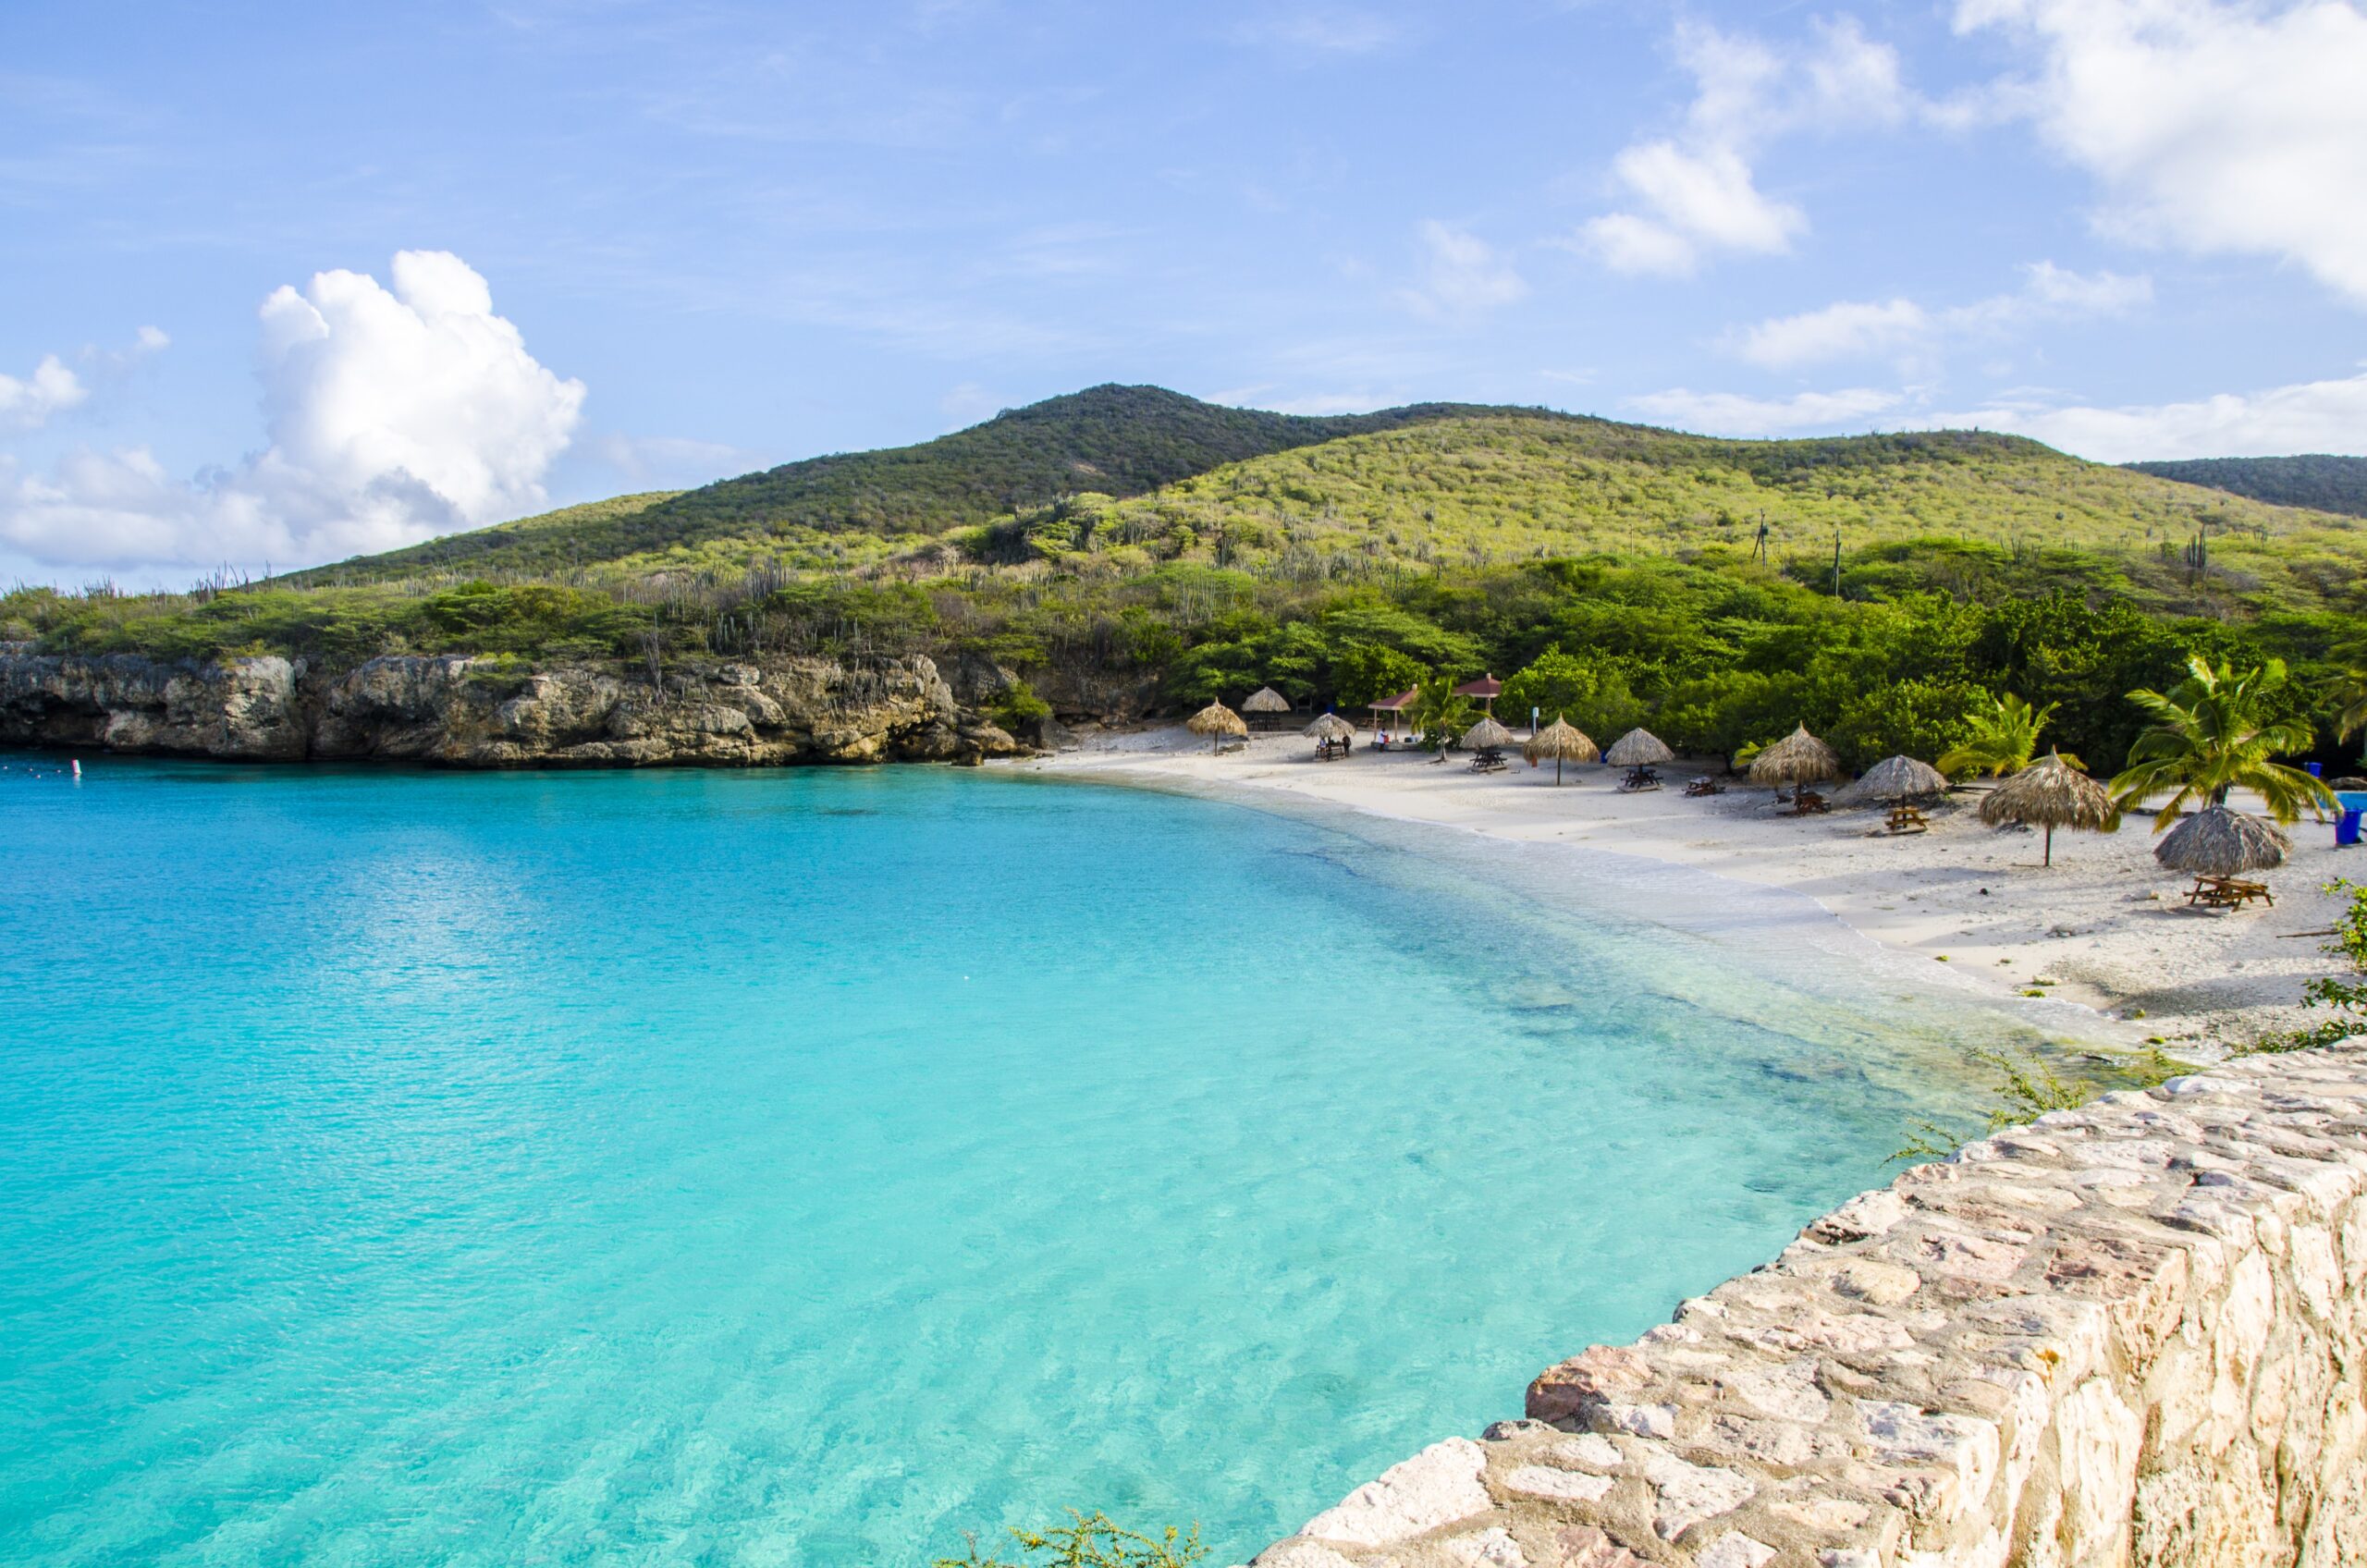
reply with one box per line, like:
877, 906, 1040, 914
0, 758, 2018, 1566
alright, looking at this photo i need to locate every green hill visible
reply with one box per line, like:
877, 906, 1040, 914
291, 386, 1505, 585
2123, 455, 2367, 520
980, 413, 2361, 615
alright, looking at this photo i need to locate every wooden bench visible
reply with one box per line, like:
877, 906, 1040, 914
1683, 777, 1725, 797
2188, 875, 2272, 909
1885, 803, 1930, 834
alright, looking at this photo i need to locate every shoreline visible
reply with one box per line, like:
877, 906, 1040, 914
1020, 726, 2357, 1057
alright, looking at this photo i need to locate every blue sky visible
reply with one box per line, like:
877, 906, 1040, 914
5, 0, 2365, 583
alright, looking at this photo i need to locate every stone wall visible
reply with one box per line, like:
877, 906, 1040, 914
1250, 1042, 2367, 1568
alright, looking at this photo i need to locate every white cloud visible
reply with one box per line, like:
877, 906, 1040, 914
1580, 18, 1905, 276
0, 354, 88, 429
1625, 386, 1905, 435
1733, 261, 2151, 368
1230, 9, 1401, 55
1949, 368, 2367, 462
1960, 0, 2367, 304
1735, 298, 1931, 370
1398, 220, 1528, 317
0, 251, 584, 575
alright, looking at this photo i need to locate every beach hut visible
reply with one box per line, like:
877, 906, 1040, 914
1186, 700, 1248, 754
1523, 716, 1599, 785
1306, 712, 1357, 758
1453, 673, 1503, 714
1749, 725, 1844, 812
1604, 728, 1674, 767
1242, 686, 1293, 731
1368, 687, 1418, 742
2154, 804, 2288, 876
1976, 749, 2116, 866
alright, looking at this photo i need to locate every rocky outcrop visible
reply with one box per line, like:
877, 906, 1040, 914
1252, 1042, 2367, 1568
0, 651, 1023, 766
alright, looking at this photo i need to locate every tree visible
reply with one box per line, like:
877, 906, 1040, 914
2327, 670, 2367, 754
1406, 671, 1475, 751
2109, 655, 2333, 827
1500, 645, 1644, 738
1937, 693, 2071, 778
1331, 640, 1426, 708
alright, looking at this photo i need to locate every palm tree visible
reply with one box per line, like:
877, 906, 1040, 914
2110, 655, 2333, 828
1937, 693, 2078, 778
1406, 672, 1475, 752
2326, 669, 2367, 754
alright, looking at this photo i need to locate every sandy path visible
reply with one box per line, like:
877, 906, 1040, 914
1023, 728, 2361, 1056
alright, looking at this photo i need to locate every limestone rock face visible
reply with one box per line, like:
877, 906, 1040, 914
1257, 1043, 2367, 1568
0, 650, 1021, 768
0, 652, 309, 759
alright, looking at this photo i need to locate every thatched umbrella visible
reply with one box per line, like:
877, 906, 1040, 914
1836, 754, 1949, 806
1750, 725, 1843, 812
1604, 728, 1674, 767
1186, 700, 1247, 754
1976, 749, 2116, 866
1242, 686, 1291, 730
1523, 716, 1599, 786
1463, 716, 1515, 753
1305, 712, 1357, 746
2153, 804, 2288, 877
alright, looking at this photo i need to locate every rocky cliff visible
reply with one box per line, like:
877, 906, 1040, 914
0, 650, 1022, 766
1253, 1042, 2367, 1568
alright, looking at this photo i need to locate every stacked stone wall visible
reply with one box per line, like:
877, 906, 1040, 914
1251, 1043, 2367, 1568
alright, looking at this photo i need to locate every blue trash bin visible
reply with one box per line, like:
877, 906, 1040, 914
2341, 810, 2363, 849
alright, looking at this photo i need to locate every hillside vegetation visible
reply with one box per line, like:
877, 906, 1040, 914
287, 386, 1481, 584
2124, 456, 2367, 521
10, 387, 2367, 777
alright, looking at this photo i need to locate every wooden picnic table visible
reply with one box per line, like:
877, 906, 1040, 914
2187, 874, 2273, 909
1885, 802, 1930, 834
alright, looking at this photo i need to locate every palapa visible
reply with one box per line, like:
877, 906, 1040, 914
1463, 716, 1516, 753
1977, 748, 2116, 866
1603, 728, 1674, 767
1523, 716, 1599, 786
1241, 686, 1292, 714
2153, 804, 2288, 877
1836, 754, 1950, 805
1750, 725, 1842, 813
1185, 700, 1248, 753
1305, 712, 1357, 743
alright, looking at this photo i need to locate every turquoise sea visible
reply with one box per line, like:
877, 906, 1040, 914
0, 757, 2019, 1566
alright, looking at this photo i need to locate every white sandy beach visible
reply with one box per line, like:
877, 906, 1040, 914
1025, 726, 2362, 1058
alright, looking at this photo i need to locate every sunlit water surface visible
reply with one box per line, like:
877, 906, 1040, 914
0, 758, 2027, 1565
